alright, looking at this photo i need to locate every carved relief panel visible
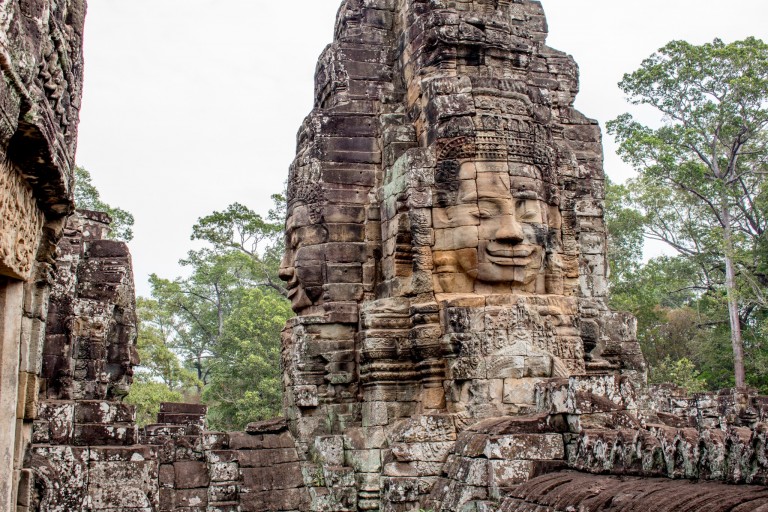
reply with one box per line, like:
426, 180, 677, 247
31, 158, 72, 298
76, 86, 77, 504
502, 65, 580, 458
0, 161, 44, 280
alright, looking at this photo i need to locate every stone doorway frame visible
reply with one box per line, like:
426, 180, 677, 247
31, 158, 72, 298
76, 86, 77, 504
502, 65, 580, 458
0, 276, 24, 512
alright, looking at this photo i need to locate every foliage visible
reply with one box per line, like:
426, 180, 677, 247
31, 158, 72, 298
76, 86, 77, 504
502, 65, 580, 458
608, 251, 768, 393
607, 37, 768, 388
135, 297, 200, 391
125, 381, 183, 427
203, 287, 292, 430
605, 177, 645, 285
191, 196, 287, 296
126, 298, 199, 426
135, 194, 293, 431
148, 250, 258, 391
650, 357, 708, 394
609, 257, 702, 366
74, 166, 135, 242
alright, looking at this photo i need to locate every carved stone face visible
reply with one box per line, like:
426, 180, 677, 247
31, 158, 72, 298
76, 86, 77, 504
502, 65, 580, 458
433, 161, 547, 293
279, 204, 328, 312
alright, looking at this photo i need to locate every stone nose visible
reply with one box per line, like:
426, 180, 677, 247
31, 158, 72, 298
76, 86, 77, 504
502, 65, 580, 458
278, 252, 295, 282
495, 214, 524, 244
278, 266, 294, 282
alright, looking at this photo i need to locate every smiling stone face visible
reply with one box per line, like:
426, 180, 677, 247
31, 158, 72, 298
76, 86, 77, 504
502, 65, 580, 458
433, 161, 549, 294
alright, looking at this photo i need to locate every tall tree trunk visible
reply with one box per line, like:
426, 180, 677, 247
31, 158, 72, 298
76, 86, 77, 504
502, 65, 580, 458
196, 356, 205, 392
722, 207, 747, 389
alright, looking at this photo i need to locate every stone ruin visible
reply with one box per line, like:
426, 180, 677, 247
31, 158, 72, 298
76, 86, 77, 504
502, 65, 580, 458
0, 0, 87, 509
2, 0, 768, 511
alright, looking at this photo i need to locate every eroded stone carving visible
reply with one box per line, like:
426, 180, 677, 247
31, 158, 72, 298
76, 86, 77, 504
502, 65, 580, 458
280, 163, 329, 311
280, 0, 644, 427
431, 160, 552, 294
0, 160, 44, 280
0, 2, 86, 508
42, 211, 139, 402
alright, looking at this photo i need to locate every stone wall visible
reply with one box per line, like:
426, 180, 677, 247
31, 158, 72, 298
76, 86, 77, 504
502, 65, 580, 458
425, 376, 768, 511
22, 210, 143, 511
28, 370, 768, 510
0, 0, 86, 509
500, 472, 768, 511
42, 210, 139, 402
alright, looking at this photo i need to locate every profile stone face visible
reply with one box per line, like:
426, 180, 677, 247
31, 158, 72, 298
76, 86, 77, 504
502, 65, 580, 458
280, 171, 328, 311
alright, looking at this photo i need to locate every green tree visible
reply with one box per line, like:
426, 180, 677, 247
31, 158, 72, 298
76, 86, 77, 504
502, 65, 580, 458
609, 254, 702, 363
608, 37, 768, 389
605, 177, 646, 288
149, 250, 257, 392
125, 298, 200, 425
203, 287, 292, 430
125, 382, 184, 427
651, 357, 708, 394
74, 166, 135, 242
134, 297, 200, 391
191, 196, 287, 296
138, 196, 293, 430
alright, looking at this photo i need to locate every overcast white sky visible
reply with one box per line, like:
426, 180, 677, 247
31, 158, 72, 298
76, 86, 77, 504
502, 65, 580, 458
75, 0, 768, 297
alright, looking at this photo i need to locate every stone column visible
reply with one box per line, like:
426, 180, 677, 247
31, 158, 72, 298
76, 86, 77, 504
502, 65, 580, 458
0, 277, 24, 512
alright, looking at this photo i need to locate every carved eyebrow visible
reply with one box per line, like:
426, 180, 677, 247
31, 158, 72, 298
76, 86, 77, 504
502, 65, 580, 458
512, 191, 541, 200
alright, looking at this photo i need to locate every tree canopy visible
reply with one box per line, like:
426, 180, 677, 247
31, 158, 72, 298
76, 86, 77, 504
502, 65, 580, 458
128, 195, 292, 430
191, 197, 287, 296
607, 37, 768, 390
74, 166, 136, 242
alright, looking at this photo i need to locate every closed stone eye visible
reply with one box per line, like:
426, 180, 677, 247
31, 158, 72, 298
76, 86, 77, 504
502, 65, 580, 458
473, 209, 495, 219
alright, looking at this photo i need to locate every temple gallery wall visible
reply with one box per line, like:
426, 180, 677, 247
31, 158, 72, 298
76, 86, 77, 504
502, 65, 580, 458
1, 0, 767, 511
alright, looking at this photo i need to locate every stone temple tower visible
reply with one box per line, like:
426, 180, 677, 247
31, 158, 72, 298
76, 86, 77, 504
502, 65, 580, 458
280, 0, 645, 435
279, 0, 646, 507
